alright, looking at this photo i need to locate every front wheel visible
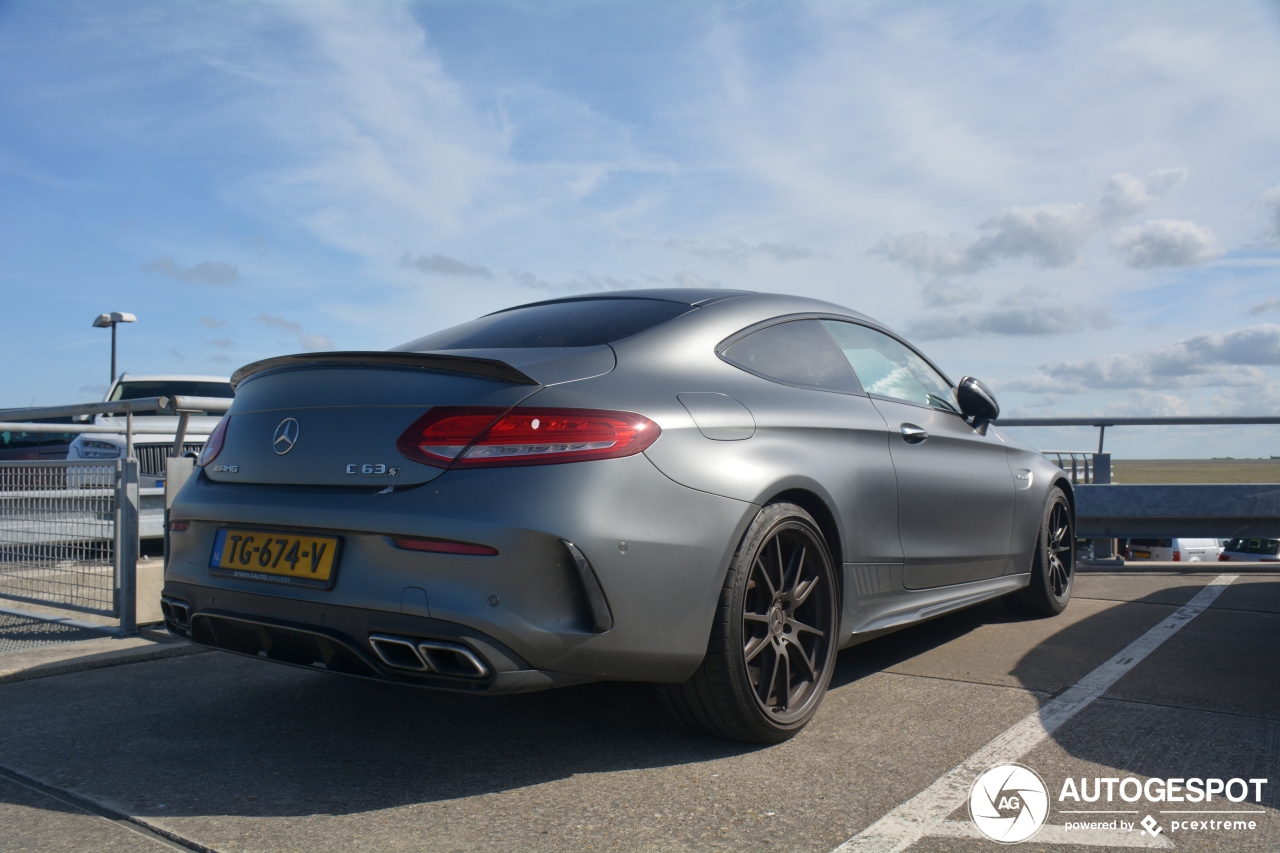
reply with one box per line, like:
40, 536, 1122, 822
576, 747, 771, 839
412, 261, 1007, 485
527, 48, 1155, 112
1005, 486, 1074, 617
657, 503, 840, 743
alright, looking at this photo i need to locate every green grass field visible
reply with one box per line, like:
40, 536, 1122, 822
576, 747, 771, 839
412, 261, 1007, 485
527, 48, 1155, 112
1111, 459, 1280, 484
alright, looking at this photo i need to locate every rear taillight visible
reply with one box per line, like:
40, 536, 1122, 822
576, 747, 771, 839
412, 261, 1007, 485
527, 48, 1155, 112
396, 407, 660, 468
1172, 550, 1180, 562
392, 536, 498, 556
1219, 554, 1229, 561
196, 416, 231, 467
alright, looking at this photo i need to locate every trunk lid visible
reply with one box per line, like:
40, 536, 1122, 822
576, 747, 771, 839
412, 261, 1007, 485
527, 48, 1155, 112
207, 348, 612, 486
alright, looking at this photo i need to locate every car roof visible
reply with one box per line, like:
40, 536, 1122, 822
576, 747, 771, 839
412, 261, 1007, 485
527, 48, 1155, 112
487, 288, 750, 315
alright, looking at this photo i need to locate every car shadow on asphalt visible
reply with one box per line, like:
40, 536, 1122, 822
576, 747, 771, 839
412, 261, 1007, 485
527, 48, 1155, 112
0, 580, 1274, 820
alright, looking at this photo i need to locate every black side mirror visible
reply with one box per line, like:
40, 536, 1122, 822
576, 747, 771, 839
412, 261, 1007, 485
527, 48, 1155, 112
957, 376, 999, 424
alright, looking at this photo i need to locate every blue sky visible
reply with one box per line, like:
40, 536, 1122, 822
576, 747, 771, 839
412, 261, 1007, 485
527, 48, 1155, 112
2, 1, 1279, 458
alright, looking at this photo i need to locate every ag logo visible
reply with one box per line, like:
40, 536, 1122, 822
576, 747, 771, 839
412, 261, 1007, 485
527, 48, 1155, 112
969, 764, 1049, 844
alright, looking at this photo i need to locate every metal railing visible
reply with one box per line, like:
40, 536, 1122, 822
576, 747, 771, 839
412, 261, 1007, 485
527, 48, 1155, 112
0, 459, 138, 629
0, 395, 230, 633
1000, 415, 1280, 561
996, 415, 1280, 453
1039, 451, 1111, 485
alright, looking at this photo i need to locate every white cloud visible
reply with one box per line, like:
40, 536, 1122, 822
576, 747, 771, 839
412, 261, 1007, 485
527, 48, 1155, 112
920, 281, 981, 307
400, 253, 492, 278
1109, 219, 1222, 269
672, 270, 722, 289
968, 202, 1096, 268
300, 334, 335, 351
1250, 298, 1280, 316
511, 270, 639, 294
1097, 168, 1187, 219
254, 314, 303, 334
1008, 324, 1280, 393
871, 169, 1187, 276
665, 238, 815, 265
199, 316, 227, 329
144, 256, 240, 285
1263, 185, 1280, 246
907, 287, 1116, 340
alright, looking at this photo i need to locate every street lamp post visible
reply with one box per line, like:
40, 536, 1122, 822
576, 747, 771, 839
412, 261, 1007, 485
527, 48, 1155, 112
92, 312, 137, 385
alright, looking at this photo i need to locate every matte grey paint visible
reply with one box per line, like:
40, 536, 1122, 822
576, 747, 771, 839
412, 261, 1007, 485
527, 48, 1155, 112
166, 290, 1071, 690
676, 392, 755, 440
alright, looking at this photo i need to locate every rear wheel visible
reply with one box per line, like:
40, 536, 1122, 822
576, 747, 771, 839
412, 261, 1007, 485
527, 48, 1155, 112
1005, 487, 1074, 617
657, 503, 839, 743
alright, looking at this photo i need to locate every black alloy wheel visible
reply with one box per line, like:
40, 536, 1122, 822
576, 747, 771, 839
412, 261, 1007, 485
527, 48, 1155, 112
1006, 486, 1074, 617
742, 524, 834, 723
1045, 498, 1073, 600
657, 503, 840, 743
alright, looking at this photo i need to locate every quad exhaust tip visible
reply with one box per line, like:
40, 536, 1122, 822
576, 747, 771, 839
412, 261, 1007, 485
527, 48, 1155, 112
368, 634, 490, 678
160, 597, 191, 629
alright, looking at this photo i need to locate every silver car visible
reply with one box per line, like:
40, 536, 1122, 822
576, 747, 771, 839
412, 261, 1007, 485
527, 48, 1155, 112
162, 289, 1074, 742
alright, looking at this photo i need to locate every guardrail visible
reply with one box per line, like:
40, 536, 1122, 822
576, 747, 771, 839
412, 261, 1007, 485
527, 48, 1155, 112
0, 395, 231, 457
995, 415, 1280, 453
0, 459, 138, 632
1000, 415, 1280, 562
0, 396, 231, 633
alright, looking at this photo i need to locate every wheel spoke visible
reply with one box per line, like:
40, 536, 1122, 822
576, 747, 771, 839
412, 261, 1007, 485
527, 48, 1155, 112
744, 634, 770, 664
789, 617, 825, 638
783, 635, 818, 679
791, 575, 820, 608
754, 556, 777, 598
772, 537, 786, 596
782, 544, 806, 594
762, 644, 783, 706
778, 645, 792, 710
744, 612, 770, 624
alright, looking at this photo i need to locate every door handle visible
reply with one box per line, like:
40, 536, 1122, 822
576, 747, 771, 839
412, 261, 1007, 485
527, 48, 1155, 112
900, 424, 928, 444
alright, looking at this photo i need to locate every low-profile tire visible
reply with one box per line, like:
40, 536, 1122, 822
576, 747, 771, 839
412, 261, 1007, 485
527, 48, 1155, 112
1005, 486, 1074, 617
656, 502, 840, 743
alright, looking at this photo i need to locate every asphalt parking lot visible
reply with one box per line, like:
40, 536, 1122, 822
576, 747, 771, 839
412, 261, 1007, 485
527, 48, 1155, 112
0, 569, 1276, 853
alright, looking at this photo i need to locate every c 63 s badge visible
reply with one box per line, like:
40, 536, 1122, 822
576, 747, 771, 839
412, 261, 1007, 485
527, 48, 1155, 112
346, 463, 401, 477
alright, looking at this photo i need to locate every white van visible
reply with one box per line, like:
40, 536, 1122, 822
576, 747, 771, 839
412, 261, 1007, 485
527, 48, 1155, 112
1122, 538, 1224, 562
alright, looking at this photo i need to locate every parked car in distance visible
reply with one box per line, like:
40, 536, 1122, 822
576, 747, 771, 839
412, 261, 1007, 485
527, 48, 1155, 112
0, 417, 78, 462
1218, 538, 1280, 563
163, 288, 1076, 743
67, 374, 233, 489
1122, 538, 1224, 562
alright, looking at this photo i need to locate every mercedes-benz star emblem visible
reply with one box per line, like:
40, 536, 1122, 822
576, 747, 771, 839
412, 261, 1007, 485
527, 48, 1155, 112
272, 418, 300, 455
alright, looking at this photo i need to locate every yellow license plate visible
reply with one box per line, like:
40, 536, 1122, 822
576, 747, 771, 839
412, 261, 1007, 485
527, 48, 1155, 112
211, 528, 340, 587
1132, 550, 1150, 558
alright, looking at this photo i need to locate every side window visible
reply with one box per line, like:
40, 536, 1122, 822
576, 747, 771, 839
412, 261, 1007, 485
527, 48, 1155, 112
721, 320, 862, 393
822, 321, 959, 412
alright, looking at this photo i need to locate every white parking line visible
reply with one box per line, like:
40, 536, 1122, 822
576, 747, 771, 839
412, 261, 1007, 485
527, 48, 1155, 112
831, 574, 1238, 853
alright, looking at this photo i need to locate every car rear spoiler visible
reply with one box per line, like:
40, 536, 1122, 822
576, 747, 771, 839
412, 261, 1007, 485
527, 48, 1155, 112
230, 351, 539, 390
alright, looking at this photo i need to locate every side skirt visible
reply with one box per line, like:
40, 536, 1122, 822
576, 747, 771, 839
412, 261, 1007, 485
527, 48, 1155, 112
838, 565, 1030, 649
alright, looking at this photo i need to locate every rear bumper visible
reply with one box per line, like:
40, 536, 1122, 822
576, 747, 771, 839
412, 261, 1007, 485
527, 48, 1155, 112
160, 581, 593, 694
165, 453, 755, 683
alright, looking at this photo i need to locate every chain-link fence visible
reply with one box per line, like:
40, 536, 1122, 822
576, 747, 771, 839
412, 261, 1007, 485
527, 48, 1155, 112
0, 460, 128, 617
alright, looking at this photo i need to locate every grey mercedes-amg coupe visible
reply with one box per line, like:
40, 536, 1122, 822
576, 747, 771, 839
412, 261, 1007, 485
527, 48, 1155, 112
162, 289, 1075, 743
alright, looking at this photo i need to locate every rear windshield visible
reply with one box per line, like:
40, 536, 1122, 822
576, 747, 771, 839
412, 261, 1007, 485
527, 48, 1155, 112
109, 381, 234, 416
1128, 539, 1172, 548
1, 418, 76, 449
1224, 538, 1280, 555
396, 298, 693, 350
